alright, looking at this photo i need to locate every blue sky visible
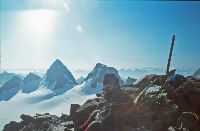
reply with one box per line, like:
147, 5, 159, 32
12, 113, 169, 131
1, 0, 200, 71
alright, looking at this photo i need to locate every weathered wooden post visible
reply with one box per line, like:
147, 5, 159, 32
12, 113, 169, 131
166, 34, 175, 76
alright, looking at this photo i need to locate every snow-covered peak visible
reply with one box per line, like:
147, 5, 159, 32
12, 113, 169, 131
0, 76, 23, 101
84, 63, 122, 84
82, 63, 123, 93
21, 73, 42, 94
1, 76, 22, 89
94, 63, 105, 69
0, 71, 17, 86
23, 73, 41, 84
51, 59, 64, 68
43, 59, 77, 90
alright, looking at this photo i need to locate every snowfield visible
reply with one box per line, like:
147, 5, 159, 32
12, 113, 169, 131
0, 84, 96, 130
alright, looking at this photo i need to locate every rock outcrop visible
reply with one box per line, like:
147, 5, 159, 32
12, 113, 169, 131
3, 113, 73, 131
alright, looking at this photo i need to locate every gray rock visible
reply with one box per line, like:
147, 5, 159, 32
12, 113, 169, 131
35, 115, 52, 123
19, 123, 37, 131
20, 114, 36, 124
3, 121, 23, 131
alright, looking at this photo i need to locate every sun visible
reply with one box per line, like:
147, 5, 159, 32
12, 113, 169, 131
23, 9, 57, 36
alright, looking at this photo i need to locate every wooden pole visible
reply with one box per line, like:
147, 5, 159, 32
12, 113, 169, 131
166, 34, 175, 76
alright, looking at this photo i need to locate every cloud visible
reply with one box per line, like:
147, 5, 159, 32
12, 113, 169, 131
76, 25, 83, 33
64, 3, 70, 12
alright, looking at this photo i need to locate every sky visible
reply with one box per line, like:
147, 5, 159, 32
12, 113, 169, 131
1, 0, 200, 72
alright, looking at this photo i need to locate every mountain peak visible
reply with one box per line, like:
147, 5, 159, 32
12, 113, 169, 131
2, 71, 8, 74
21, 73, 41, 94
83, 63, 123, 88
93, 63, 106, 70
44, 59, 77, 90
51, 59, 65, 68
54, 59, 63, 64
95, 63, 104, 68
1, 76, 22, 90
23, 73, 41, 84
0, 76, 23, 101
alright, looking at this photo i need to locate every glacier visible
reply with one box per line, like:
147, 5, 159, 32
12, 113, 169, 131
0, 83, 97, 130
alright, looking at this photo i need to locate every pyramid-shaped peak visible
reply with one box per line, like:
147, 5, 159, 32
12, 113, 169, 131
44, 59, 77, 89
54, 59, 63, 64
47, 59, 72, 77
48, 59, 69, 73
51, 59, 65, 67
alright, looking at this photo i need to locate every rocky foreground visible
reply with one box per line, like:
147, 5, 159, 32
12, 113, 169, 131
3, 74, 200, 131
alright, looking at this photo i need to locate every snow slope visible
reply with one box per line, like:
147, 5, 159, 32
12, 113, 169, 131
0, 84, 96, 130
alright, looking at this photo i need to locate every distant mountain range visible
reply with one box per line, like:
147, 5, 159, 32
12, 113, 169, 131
0, 60, 199, 131
0, 60, 123, 101
0, 71, 24, 86
0, 59, 198, 101
118, 68, 194, 79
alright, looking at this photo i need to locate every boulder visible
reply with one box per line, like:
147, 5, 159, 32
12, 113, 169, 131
20, 114, 36, 125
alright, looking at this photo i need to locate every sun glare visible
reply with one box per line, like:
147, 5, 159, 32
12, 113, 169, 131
23, 9, 57, 35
